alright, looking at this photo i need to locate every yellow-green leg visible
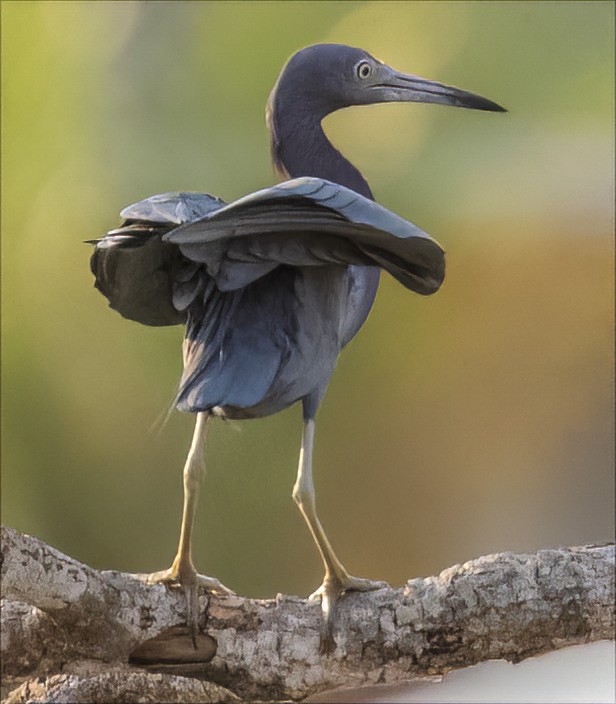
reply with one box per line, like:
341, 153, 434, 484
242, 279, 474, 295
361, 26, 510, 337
293, 417, 388, 653
148, 412, 234, 640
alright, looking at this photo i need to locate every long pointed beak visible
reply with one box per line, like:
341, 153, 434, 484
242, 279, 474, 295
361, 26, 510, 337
372, 66, 506, 112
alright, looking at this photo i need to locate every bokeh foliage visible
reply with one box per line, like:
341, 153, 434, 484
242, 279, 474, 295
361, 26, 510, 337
2, 1, 613, 599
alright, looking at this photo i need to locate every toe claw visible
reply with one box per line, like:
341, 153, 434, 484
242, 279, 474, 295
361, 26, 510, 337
313, 580, 342, 655
319, 620, 336, 656
183, 584, 201, 649
145, 566, 233, 649
309, 573, 390, 655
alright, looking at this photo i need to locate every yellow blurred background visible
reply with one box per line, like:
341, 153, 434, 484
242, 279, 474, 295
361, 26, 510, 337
2, 1, 613, 600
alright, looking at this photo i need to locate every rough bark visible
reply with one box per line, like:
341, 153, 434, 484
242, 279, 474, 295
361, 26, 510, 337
1, 525, 614, 702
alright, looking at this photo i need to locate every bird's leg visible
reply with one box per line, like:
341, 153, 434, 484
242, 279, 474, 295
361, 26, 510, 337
147, 412, 234, 642
293, 416, 388, 653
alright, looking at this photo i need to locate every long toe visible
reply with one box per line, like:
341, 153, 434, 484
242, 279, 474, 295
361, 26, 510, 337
146, 567, 181, 585
308, 574, 388, 601
143, 566, 233, 648
184, 574, 234, 647
144, 566, 234, 594
194, 573, 236, 595
340, 575, 389, 592
308, 574, 389, 655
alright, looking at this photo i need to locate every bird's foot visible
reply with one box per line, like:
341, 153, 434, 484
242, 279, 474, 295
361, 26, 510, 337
146, 562, 234, 648
309, 573, 389, 655
308, 574, 388, 601
147, 565, 234, 594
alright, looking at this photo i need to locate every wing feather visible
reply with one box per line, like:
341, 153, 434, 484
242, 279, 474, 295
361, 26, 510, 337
89, 192, 225, 326
165, 178, 445, 295
89, 179, 446, 329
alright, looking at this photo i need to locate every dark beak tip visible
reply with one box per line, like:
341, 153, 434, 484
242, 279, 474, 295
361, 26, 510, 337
470, 95, 507, 113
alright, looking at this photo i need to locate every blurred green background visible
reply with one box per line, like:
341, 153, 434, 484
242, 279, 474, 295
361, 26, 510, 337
2, 1, 613, 600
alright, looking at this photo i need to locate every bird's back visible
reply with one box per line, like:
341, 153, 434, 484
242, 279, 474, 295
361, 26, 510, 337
178, 262, 378, 419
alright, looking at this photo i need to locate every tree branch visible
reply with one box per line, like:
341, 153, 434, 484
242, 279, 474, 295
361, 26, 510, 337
1, 525, 613, 702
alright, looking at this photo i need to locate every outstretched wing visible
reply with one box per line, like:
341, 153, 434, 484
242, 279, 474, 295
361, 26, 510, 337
89, 192, 225, 326
89, 179, 445, 327
165, 177, 445, 295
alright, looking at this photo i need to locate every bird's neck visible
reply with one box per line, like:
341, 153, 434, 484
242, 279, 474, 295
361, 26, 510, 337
268, 106, 373, 200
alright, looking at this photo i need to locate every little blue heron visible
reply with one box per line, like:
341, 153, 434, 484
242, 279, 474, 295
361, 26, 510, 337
90, 44, 505, 651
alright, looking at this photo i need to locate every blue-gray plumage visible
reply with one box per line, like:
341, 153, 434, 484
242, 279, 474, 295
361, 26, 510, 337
89, 43, 505, 652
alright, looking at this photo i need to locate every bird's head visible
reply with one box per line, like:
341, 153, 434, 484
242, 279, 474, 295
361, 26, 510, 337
270, 43, 506, 119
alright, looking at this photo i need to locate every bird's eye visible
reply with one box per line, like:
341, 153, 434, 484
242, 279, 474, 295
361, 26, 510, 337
356, 61, 372, 80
